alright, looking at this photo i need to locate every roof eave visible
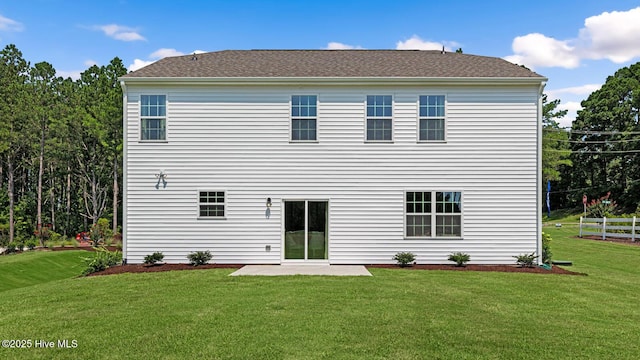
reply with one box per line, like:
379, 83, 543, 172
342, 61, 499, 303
119, 76, 548, 86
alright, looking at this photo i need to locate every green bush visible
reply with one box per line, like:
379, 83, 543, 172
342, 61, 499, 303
82, 247, 122, 275
392, 252, 416, 267
26, 238, 38, 250
187, 250, 212, 266
514, 252, 538, 268
5, 242, 18, 254
541, 232, 552, 264
144, 252, 165, 265
448, 252, 470, 267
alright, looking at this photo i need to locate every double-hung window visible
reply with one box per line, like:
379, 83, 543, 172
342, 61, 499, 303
366, 95, 392, 141
406, 191, 462, 238
199, 191, 225, 218
140, 95, 166, 141
291, 95, 317, 141
419, 95, 445, 141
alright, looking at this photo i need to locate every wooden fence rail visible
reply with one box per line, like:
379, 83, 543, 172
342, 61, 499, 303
579, 217, 638, 241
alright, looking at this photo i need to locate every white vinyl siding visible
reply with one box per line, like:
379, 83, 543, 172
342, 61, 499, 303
123, 85, 540, 265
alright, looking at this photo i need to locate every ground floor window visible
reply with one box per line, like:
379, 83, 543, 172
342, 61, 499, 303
199, 191, 225, 218
406, 191, 461, 238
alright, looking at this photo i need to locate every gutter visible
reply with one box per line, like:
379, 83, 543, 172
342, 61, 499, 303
120, 80, 128, 264
536, 81, 547, 265
118, 76, 548, 87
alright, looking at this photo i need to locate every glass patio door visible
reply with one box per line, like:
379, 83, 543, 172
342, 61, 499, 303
284, 200, 328, 260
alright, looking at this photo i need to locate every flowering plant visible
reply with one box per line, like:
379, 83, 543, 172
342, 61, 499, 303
586, 192, 618, 218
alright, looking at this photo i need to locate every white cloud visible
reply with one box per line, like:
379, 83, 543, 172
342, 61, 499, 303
84, 59, 97, 67
546, 84, 601, 99
580, 7, 640, 63
0, 14, 23, 32
505, 6, 640, 69
128, 48, 204, 72
326, 42, 363, 50
557, 101, 582, 128
94, 24, 145, 41
57, 70, 82, 80
503, 33, 580, 69
128, 59, 155, 72
396, 35, 458, 51
150, 48, 184, 59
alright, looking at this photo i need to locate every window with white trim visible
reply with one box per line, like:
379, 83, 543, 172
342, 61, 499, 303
406, 191, 461, 238
140, 95, 166, 141
419, 95, 445, 141
199, 191, 225, 218
366, 95, 392, 141
291, 95, 317, 141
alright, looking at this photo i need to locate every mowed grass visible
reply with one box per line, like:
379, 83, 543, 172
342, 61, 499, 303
0, 250, 87, 292
1, 230, 639, 359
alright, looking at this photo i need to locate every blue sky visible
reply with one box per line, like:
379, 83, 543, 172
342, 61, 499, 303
1, 0, 640, 128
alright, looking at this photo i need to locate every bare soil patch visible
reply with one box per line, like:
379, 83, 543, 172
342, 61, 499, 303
578, 235, 640, 246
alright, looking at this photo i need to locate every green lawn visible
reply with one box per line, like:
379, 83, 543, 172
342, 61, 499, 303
0, 250, 87, 292
1, 230, 639, 359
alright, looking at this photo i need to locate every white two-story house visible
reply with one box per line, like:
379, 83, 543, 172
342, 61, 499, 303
120, 50, 546, 265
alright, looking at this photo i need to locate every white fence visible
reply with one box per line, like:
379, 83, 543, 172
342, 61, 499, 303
579, 217, 638, 241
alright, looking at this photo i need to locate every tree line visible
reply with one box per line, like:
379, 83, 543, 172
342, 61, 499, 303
1, 42, 638, 246
545, 62, 640, 213
0, 44, 126, 245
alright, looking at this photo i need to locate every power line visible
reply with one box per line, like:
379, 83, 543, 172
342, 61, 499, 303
543, 128, 640, 135
543, 149, 640, 154
546, 138, 640, 144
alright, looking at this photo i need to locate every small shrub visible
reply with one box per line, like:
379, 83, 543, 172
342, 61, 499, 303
448, 252, 470, 267
144, 251, 165, 265
514, 252, 538, 268
26, 238, 37, 250
541, 232, 552, 264
393, 251, 416, 267
16, 240, 25, 252
187, 250, 212, 266
82, 247, 122, 275
5, 242, 18, 254
586, 191, 618, 218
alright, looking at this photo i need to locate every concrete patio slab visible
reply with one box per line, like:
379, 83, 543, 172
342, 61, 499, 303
229, 265, 372, 276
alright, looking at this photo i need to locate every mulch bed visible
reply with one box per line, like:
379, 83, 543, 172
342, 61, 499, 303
85, 262, 584, 276
578, 235, 640, 246
367, 264, 585, 275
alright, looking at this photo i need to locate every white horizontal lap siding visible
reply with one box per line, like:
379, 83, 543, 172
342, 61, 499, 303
124, 85, 539, 264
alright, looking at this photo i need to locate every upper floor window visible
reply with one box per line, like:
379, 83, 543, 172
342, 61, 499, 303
291, 95, 317, 141
419, 95, 445, 141
140, 95, 166, 141
366, 95, 392, 141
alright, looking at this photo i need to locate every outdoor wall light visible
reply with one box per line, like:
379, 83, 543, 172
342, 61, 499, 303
266, 198, 272, 208
155, 170, 167, 189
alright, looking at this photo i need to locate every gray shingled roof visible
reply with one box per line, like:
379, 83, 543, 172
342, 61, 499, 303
122, 50, 544, 79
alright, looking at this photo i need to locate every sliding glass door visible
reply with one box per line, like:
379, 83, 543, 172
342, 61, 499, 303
284, 200, 328, 260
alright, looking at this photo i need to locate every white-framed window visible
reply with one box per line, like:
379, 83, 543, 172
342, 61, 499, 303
419, 95, 445, 141
406, 191, 462, 238
198, 191, 225, 218
291, 95, 317, 141
140, 95, 166, 141
366, 95, 393, 141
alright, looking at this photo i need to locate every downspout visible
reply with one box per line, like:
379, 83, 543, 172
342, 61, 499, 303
536, 81, 546, 265
120, 80, 128, 264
